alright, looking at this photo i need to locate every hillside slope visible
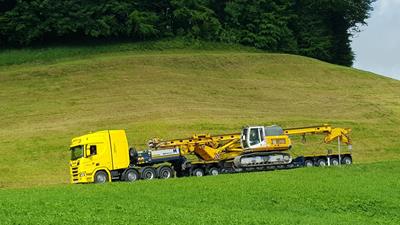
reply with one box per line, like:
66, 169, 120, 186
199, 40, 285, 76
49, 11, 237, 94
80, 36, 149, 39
0, 43, 400, 188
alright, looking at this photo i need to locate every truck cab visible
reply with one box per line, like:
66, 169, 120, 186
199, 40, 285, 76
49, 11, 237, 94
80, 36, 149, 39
69, 130, 129, 183
69, 130, 184, 183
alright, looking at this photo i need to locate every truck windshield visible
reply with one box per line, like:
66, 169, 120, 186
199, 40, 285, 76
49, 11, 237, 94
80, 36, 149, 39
70, 145, 84, 160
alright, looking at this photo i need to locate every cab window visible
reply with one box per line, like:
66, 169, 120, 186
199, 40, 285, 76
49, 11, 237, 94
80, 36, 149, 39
89, 145, 97, 156
249, 128, 261, 145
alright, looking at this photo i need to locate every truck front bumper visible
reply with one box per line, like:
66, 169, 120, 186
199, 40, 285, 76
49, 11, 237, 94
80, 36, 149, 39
70, 171, 94, 184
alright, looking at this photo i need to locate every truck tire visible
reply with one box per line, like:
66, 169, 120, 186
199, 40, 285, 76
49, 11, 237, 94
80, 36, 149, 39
123, 169, 139, 182
208, 167, 219, 176
192, 168, 204, 177
140, 167, 156, 180
330, 158, 340, 166
342, 156, 352, 165
94, 171, 109, 184
316, 158, 327, 167
304, 159, 314, 167
157, 166, 173, 179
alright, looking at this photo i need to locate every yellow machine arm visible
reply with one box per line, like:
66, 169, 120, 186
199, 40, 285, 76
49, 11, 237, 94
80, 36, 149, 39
148, 133, 242, 161
149, 133, 240, 148
283, 124, 351, 145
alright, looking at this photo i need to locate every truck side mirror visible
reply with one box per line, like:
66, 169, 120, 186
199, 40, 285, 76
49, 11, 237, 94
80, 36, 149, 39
86, 149, 91, 157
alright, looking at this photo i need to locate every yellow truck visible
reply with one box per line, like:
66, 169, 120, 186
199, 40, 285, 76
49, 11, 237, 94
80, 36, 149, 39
69, 124, 352, 184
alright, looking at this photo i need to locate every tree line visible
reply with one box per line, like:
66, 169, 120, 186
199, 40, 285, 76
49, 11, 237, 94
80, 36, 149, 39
0, 0, 374, 66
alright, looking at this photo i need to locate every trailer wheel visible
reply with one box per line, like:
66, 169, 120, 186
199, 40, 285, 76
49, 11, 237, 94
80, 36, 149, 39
342, 156, 352, 165
304, 159, 314, 167
140, 167, 156, 180
123, 169, 139, 182
157, 166, 173, 179
330, 158, 340, 166
94, 171, 109, 184
208, 167, 219, 176
316, 158, 327, 167
192, 168, 204, 177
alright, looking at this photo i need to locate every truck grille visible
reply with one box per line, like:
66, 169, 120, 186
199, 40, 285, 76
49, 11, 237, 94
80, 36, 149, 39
71, 167, 78, 181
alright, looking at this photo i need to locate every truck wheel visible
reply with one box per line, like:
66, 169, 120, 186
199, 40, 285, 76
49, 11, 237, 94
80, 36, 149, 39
123, 169, 139, 182
316, 158, 327, 167
208, 167, 219, 176
192, 168, 204, 177
330, 158, 340, 166
342, 156, 352, 165
140, 167, 156, 180
304, 159, 314, 167
157, 166, 173, 179
94, 171, 109, 184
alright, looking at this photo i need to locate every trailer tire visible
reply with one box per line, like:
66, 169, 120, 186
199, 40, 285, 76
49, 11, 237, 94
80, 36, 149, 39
192, 168, 204, 177
140, 167, 156, 180
123, 169, 139, 182
342, 156, 352, 165
330, 158, 340, 166
316, 158, 327, 167
208, 167, 219, 176
157, 166, 173, 179
304, 159, 314, 167
94, 171, 109, 184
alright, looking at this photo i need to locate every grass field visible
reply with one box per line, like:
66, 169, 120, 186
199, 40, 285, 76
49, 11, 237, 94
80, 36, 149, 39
1, 161, 399, 224
0, 39, 400, 189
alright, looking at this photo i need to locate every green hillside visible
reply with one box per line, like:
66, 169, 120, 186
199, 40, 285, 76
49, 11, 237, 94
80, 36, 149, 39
1, 41, 400, 188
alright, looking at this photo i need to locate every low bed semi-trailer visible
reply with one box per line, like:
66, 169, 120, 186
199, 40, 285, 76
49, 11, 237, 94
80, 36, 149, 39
69, 124, 352, 184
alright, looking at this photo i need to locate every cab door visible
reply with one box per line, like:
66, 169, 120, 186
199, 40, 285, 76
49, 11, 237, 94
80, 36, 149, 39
246, 126, 266, 149
86, 142, 110, 168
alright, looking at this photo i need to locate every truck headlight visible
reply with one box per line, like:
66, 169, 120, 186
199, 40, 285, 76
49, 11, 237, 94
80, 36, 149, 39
80, 172, 86, 177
